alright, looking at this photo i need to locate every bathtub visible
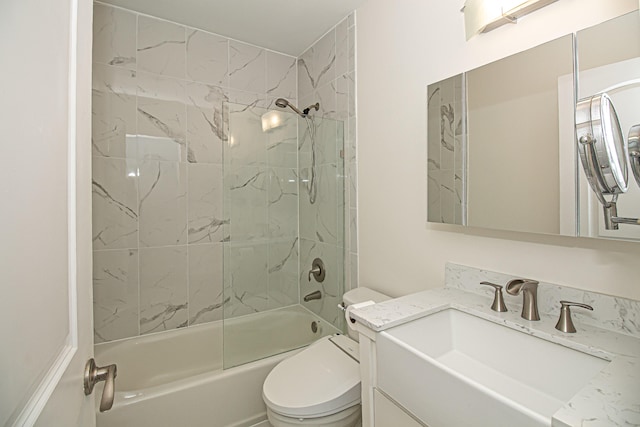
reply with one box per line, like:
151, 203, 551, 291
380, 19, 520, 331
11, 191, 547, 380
95, 305, 339, 427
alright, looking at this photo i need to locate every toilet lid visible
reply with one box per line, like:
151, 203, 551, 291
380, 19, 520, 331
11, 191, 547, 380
263, 336, 361, 418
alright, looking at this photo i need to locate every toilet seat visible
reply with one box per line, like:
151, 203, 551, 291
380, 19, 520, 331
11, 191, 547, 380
266, 405, 361, 426
263, 336, 361, 418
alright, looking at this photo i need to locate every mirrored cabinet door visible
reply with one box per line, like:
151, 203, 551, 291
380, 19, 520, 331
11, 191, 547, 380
576, 11, 640, 240
466, 35, 573, 235
427, 35, 574, 236
426, 10, 640, 242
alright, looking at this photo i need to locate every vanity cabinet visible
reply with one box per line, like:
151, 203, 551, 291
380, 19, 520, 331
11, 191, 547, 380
373, 389, 425, 427
358, 329, 432, 426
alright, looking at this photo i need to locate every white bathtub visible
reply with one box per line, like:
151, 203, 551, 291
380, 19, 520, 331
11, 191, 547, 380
95, 305, 339, 427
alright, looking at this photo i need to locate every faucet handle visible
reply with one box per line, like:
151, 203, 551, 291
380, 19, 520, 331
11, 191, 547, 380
308, 258, 325, 282
555, 300, 593, 333
480, 281, 508, 312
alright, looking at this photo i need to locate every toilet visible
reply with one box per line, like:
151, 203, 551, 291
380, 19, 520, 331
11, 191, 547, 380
262, 287, 389, 427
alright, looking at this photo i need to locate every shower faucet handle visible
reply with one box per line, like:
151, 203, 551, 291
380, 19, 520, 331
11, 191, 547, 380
308, 258, 326, 282
480, 281, 508, 312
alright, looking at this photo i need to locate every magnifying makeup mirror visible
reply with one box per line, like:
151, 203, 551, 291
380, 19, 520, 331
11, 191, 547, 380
629, 124, 640, 188
576, 93, 639, 229
576, 93, 628, 200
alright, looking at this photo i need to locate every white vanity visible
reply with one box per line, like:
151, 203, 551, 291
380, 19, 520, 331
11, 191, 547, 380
351, 263, 640, 427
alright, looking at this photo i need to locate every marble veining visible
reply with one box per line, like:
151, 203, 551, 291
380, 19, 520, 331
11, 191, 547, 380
92, 64, 137, 159
136, 72, 187, 162
229, 41, 266, 94
298, 30, 337, 97
186, 82, 228, 164
138, 160, 188, 247
186, 29, 228, 87
93, 4, 136, 69
225, 166, 269, 241
139, 246, 188, 334
188, 163, 227, 243
350, 264, 640, 427
268, 238, 299, 309
187, 243, 225, 325
92, 157, 138, 250
223, 242, 269, 318
137, 16, 186, 78
93, 249, 139, 343
445, 262, 640, 338
427, 74, 466, 226
266, 51, 297, 99
268, 168, 298, 238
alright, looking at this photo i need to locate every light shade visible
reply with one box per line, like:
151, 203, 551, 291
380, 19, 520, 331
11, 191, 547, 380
261, 110, 284, 132
463, 0, 559, 40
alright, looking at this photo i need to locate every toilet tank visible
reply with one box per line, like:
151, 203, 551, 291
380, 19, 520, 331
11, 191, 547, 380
343, 287, 389, 341
343, 287, 389, 306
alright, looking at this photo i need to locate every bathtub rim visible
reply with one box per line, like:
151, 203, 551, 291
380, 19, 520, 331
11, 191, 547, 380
103, 347, 301, 410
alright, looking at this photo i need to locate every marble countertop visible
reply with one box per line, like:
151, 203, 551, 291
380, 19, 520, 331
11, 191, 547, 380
350, 287, 640, 427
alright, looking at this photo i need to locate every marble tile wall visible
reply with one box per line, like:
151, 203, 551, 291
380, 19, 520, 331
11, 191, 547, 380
297, 13, 356, 331
427, 74, 466, 225
92, 3, 299, 343
223, 103, 300, 319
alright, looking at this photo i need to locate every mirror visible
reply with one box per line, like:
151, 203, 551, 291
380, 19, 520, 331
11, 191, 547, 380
427, 10, 640, 241
575, 11, 640, 239
427, 35, 574, 235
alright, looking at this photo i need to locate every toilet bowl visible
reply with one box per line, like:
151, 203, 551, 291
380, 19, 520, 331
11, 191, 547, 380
262, 288, 389, 427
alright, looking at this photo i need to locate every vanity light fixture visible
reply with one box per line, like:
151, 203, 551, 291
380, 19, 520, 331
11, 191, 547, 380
463, 0, 558, 40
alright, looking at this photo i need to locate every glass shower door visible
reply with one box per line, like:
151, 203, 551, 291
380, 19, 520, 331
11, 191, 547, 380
222, 101, 345, 369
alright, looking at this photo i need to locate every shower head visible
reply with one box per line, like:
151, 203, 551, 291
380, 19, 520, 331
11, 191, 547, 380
275, 98, 319, 118
275, 98, 289, 108
275, 98, 304, 116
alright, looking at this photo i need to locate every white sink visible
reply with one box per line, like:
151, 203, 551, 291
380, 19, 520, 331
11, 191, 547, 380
376, 309, 609, 427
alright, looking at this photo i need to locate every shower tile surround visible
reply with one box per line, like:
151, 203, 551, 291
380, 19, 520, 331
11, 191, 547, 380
91, 3, 357, 342
297, 16, 357, 330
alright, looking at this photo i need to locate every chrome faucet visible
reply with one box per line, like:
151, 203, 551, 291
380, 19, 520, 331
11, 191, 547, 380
505, 279, 540, 321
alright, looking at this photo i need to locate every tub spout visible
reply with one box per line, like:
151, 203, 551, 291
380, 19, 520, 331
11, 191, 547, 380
303, 291, 322, 302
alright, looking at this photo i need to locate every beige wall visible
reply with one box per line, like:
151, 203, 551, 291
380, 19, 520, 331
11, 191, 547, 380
356, 0, 640, 300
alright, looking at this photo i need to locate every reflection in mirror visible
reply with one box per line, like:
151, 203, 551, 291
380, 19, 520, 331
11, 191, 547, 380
427, 36, 574, 234
630, 125, 640, 187
575, 11, 640, 240
427, 74, 466, 225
